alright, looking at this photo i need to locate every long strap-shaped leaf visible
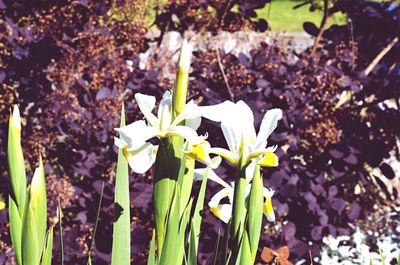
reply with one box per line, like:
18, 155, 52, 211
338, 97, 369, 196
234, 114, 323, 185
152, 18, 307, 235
111, 104, 131, 265
9, 196, 22, 265
87, 182, 104, 264
147, 230, 156, 265
57, 198, 64, 265
187, 167, 209, 265
41, 227, 54, 265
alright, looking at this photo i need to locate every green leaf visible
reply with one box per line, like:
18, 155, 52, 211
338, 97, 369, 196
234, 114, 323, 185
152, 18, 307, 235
177, 155, 194, 217
188, 167, 209, 265
41, 227, 54, 265
22, 205, 39, 265
159, 186, 181, 265
111, 104, 131, 265
87, 182, 104, 265
57, 198, 64, 265
7, 105, 27, 218
237, 231, 251, 265
30, 156, 47, 259
9, 196, 22, 265
147, 230, 156, 265
247, 165, 263, 262
176, 199, 193, 265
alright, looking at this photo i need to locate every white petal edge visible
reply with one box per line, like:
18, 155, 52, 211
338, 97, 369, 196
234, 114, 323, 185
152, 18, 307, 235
254, 108, 283, 150
134, 93, 159, 127
167, 125, 202, 144
193, 168, 231, 189
115, 120, 161, 150
125, 143, 158, 173
158, 90, 173, 131
235, 100, 256, 141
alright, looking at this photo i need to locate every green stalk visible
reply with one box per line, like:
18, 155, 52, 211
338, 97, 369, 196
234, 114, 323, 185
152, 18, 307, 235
246, 165, 263, 263
231, 156, 247, 246
153, 39, 191, 257
153, 140, 176, 256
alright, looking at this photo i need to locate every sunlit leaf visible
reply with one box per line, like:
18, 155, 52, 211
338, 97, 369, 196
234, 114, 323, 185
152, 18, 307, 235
112, 104, 131, 265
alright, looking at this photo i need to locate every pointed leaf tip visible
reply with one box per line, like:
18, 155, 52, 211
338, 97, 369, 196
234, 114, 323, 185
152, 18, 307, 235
12, 105, 21, 129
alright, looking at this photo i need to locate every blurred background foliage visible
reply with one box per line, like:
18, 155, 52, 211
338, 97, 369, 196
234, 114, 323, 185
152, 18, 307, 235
0, 0, 399, 264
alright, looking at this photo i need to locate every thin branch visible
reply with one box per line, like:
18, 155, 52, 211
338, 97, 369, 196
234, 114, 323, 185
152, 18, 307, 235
215, 47, 234, 100
311, 0, 330, 56
364, 37, 399, 76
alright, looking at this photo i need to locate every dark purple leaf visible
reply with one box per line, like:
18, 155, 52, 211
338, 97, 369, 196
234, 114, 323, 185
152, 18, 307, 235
330, 198, 346, 214
96, 87, 111, 101
347, 202, 361, 221
311, 226, 323, 240
283, 221, 296, 241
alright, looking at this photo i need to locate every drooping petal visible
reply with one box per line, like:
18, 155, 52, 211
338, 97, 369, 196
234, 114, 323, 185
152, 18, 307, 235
167, 125, 203, 144
263, 188, 275, 222
158, 90, 173, 131
186, 116, 201, 130
114, 137, 126, 148
209, 204, 232, 224
246, 145, 278, 164
259, 152, 279, 167
209, 187, 233, 223
254, 108, 283, 149
115, 120, 161, 150
123, 143, 158, 173
134, 93, 159, 127
194, 100, 236, 122
193, 168, 230, 189
183, 140, 221, 168
210, 147, 238, 165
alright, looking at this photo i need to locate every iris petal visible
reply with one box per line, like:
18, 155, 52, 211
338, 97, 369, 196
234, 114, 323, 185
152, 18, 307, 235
254, 108, 282, 149
134, 93, 159, 127
116, 120, 161, 150
123, 143, 158, 174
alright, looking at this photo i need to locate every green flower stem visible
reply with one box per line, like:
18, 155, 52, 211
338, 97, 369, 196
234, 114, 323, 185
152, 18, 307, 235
153, 140, 175, 256
231, 156, 248, 252
247, 164, 263, 263
154, 40, 191, 257
172, 39, 190, 118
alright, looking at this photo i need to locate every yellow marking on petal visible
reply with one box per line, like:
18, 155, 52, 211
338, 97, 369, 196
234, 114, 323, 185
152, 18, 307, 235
263, 197, 275, 222
122, 147, 131, 160
210, 207, 222, 220
186, 140, 210, 163
0, 196, 5, 211
260, 152, 279, 167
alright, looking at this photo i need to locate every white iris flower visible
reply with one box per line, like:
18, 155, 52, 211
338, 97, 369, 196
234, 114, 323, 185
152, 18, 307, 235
194, 168, 276, 223
209, 100, 282, 176
115, 91, 234, 173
